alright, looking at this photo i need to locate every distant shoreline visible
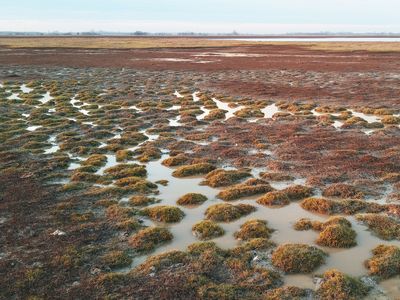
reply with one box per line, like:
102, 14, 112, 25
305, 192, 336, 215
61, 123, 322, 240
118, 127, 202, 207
1, 34, 400, 39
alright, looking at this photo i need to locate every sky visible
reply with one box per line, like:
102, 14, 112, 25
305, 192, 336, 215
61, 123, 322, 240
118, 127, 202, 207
1, 0, 400, 33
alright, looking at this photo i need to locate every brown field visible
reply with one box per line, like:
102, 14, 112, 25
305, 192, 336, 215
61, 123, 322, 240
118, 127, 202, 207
1, 36, 400, 52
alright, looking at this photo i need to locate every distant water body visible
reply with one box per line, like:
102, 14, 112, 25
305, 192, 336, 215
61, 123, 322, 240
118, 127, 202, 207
216, 37, 400, 42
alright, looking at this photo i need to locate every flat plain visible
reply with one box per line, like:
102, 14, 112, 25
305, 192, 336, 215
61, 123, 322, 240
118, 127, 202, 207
1, 37, 400, 299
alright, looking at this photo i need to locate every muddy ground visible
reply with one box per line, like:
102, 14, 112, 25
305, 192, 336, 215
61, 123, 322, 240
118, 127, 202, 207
0, 42, 399, 299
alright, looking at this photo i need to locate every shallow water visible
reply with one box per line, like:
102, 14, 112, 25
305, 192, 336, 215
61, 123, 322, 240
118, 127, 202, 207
26, 125, 42, 131
20, 84, 33, 93
261, 103, 280, 118
38, 91, 53, 104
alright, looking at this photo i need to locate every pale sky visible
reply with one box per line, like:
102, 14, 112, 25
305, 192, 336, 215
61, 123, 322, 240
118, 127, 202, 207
1, 0, 400, 33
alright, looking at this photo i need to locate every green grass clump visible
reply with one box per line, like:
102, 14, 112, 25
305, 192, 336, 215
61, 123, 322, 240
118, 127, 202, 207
257, 185, 313, 206
205, 203, 256, 222
172, 163, 216, 177
365, 245, 400, 279
201, 169, 251, 187
356, 214, 400, 240
101, 250, 132, 269
177, 193, 208, 206
217, 179, 273, 201
271, 244, 327, 273
129, 227, 173, 252
192, 220, 225, 240
322, 183, 364, 199
142, 205, 184, 223
234, 219, 274, 240
316, 269, 370, 300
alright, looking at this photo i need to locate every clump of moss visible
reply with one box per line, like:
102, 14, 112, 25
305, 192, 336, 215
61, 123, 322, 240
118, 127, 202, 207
142, 205, 184, 223
116, 149, 133, 162
259, 172, 294, 181
365, 245, 400, 279
271, 244, 327, 273
356, 214, 400, 240
300, 197, 384, 215
294, 216, 351, 231
104, 163, 146, 179
172, 163, 216, 177
264, 286, 309, 300
129, 227, 173, 252
192, 220, 225, 240
316, 223, 357, 248
177, 193, 208, 206
293, 216, 357, 248
105, 204, 133, 221
217, 179, 273, 201
201, 169, 251, 187
155, 179, 168, 186
257, 185, 313, 206
203, 109, 226, 120
322, 183, 364, 199
235, 238, 276, 252
129, 195, 158, 207
197, 283, 245, 300
114, 176, 157, 193
95, 198, 118, 207
162, 153, 190, 166
101, 250, 132, 269
136, 250, 189, 273
205, 203, 256, 222
316, 269, 370, 300
81, 154, 107, 168
234, 219, 274, 240
381, 115, 400, 125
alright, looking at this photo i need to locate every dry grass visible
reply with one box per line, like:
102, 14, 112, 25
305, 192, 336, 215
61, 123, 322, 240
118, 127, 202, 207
0, 37, 399, 52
